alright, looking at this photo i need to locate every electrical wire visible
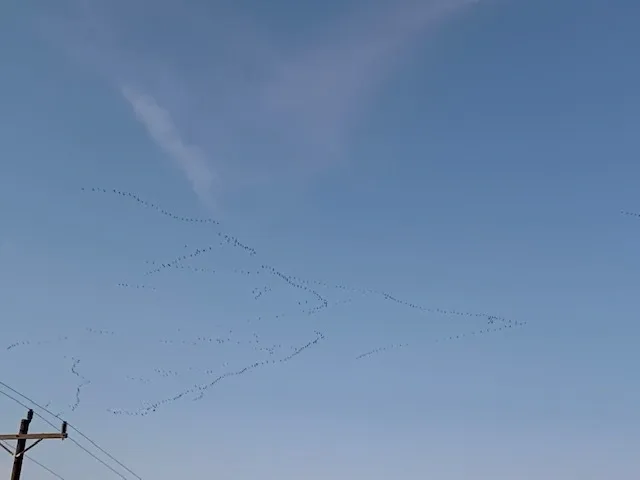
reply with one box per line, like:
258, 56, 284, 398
0, 386, 129, 479
0, 439, 69, 480
66, 437, 130, 480
23, 453, 68, 480
0, 382, 142, 480
0, 439, 67, 480
0, 388, 59, 430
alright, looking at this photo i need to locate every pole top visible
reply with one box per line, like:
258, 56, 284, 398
26, 410, 33, 422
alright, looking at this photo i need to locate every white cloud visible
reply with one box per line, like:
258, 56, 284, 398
120, 85, 218, 209
259, 0, 480, 153
37, 0, 481, 201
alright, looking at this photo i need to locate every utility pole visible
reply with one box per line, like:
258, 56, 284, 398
0, 409, 67, 480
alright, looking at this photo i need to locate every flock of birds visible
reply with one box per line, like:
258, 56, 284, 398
354, 322, 525, 360
109, 330, 328, 416
621, 210, 640, 219
80, 187, 256, 255
1, 186, 541, 418
68, 357, 91, 413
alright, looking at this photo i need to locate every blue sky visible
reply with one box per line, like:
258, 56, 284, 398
1, 0, 639, 479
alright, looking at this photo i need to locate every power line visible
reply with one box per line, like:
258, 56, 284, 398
0, 409, 67, 480
0, 390, 59, 430
22, 452, 68, 480
0, 440, 67, 480
0, 381, 142, 480
0, 387, 131, 480
65, 438, 130, 480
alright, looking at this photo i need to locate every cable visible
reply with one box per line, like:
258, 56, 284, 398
66, 438, 129, 480
25, 455, 68, 480
0, 381, 142, 480
0, 389, 59, 430
0, 440, 67, 480
0, 385, 131, 479
66, 425, 142, 480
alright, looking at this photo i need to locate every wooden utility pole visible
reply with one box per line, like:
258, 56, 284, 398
0, 409, 67, 480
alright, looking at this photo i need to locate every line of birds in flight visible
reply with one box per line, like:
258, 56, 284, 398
354, 322, 527, 360
68, 357, 91, 413
87, 183, 523, 329
80, 187, 256, 254
3, 186, 546, 417
109, 330, 327, 416
621, 210, 640, 219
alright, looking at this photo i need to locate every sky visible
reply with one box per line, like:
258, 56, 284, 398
1, 0, 639, 479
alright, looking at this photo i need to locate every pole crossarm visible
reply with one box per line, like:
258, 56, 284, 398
0, 433, 67, 441
1, 410, 68, 480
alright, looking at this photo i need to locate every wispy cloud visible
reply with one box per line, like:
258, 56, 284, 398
120, 85, 217, 209
37, 0, 480, 203
259, 0, 480, 157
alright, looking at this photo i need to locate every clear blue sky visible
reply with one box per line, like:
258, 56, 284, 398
1, 1, 639, 479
